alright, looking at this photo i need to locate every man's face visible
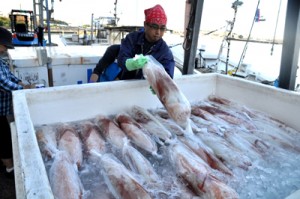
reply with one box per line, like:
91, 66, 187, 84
144, 22, 166, 43
0, 45, 7, 53
0, 45, 8, 57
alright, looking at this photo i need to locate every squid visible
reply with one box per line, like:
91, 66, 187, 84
168, 142, 239, 199
142, 56, 191, 130
95, 115, 127, 150
196, 131, 252, 170
178, 134, 233, 176
91, 151, 153, 199
115, 112, 159, 156
122, 140, 160, 184
49, 151, 84, 199
57, 124, 83, 169
129, 105, 173, 144
78, 121, 107, 155
35, 124, 59, 159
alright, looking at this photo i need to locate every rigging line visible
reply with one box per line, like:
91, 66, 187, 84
225, 3, 240, 74
271, 0, 282, 56
204, 24, 228, 35
234, 0, 261, 75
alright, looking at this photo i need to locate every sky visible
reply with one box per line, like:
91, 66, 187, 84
0, 0, 287, 39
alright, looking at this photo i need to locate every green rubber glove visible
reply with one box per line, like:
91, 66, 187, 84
150, 86, 156, 95
125, 54, 148, 71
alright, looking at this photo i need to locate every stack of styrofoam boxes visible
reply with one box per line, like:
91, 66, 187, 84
8, 47, 49, 87
46, 45, 109, 86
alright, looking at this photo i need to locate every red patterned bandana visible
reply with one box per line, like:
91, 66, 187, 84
144, 4, 167, 26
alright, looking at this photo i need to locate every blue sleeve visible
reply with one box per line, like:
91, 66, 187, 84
10, 73, 21, 84
161, 49, 175, 78
153, 43, 175, 79
117, 33, 136, 72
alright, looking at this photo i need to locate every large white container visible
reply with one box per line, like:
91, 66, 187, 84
47, 46, 109, 86
11, 74, 300, 198
8, 46, 110, 87
8, 47, 49, 87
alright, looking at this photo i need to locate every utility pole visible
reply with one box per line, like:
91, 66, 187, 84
91, 13, 94, 43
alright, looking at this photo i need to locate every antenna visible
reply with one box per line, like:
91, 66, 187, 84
114, 0, 118, 26
232, 0, 243, 9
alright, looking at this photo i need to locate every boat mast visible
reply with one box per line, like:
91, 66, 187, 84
114, 0, 118, 26
234, 0, 261, 75
32, 0, 55, 45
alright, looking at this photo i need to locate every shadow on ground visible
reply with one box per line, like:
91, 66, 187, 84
0, 163, 16, 199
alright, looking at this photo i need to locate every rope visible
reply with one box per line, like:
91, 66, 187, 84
271, 0, 282, 56
234, 0, 261, 75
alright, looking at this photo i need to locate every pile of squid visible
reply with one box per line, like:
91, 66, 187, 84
35, 95, 300, 199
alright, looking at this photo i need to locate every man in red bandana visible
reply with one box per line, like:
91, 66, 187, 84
145, 5, 167, 25
89, 4, 174, 82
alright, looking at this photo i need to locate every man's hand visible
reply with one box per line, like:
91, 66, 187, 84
125, 54, 148, 71
19, 82, 36, 89
89, 74, 99, 83
23, 84, 34, 89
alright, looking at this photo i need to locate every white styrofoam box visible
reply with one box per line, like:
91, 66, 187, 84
11, 74, 300, 198
51, 64, 95, 86
46, 45, 109, 66
8, 46, 41, 67
8, 45, 109, 67
46, 46, 109, 87
13, 66, 49, 87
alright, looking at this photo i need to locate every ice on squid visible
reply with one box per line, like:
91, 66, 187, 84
190, 115, 225, 136
35, 124, 59, 159
223, 130, 263, 161
196, 130, 252, 170
115, 112, 159, 156
57, 123, 83, 169
129, 105, 173, 144
154, 114, 187, 136
251, 120, 300, 153
178, 133, 233, 176
91, 151, 153, 199
95, 115, 127, 150
207, 95, 258, 126
196, 103, 257, 131
78, 121, 107, 156
191, 106, 230, 129
122, 140, 160, 184
142, 55, 191, 131
49, 151, 84, 199
151, 108, 191, 137
168, 141, 239, 199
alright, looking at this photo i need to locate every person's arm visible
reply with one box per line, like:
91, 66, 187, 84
9, 69, 35, 89
159, 50, 175, 79
89, 45, 120, 83
0, 75, 24, 90
0, 62, 23, 90
153, 42, 175, 78
117, 33, 137, 72
18, 81, 34, 89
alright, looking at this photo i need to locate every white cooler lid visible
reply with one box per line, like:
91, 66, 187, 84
47, 46, 109, 66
